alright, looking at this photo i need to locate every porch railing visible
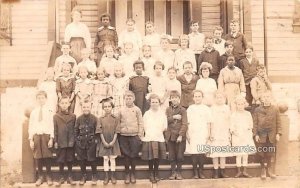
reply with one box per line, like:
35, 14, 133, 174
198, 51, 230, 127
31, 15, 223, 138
0, 2, 12, 45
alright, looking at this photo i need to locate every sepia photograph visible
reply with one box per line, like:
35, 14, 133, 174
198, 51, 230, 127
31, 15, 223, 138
0, 0, 299, 187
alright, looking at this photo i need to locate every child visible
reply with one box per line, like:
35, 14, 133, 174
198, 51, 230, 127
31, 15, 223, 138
218, 40, 234, 70
94, 13, 118, 66
250, 64, 272, 106
118, 91, 144, 184
155, 34, 175, 72
253, 91, 281, 180
224, 19, 247, 64
174, 34, 197, 74
209, 92, 231, 178
141, 44, 156, 76
165, 90, 188, 180
218, 55, 246, 108
119, 42, 139, 75
165, 67, 181, 105
186, 90, 212, 179
118, 18, 142, 57
92, 67, 112, 118
188, 20, 205, 67
75, 100, 98, 185
99, 45, 119, 77
38, 67, 57, 113
213, 26, 226, 55
77, 48, 97, 78
198, 36, 220, 82
56, 64, 76, 113
96, 98, 121, 185
230, 95, 256, 178
195, 62, 217, 107
74, 66, 94, 117
239, 45, 260, 106
177, 61, 199, 108
110, 65, 129, 115
54, 42, 77, 79
28, 90, 54, 186
143, 21, 161, 57
129, 60, 150, 115
53, 97, 76, 186
141, 94, 167, 183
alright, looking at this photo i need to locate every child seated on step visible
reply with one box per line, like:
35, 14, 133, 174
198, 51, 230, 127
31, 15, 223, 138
99, 45, 119, 77
140, 44, 156, 76
77, 48, 97, 79
119, 42, 139, 76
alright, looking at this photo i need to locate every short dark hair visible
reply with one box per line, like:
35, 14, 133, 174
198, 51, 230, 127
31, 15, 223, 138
224, 40, 234, 48
133, 60, 145, 69
36, 90, 47, 98
190, 20, 199, 26
169, 90, 181, 98
153, 61, 165, 70
101, 98, 115, 109
100, 13, 111, 21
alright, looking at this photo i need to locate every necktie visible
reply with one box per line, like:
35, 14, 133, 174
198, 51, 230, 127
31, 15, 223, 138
38, 107, 43, 122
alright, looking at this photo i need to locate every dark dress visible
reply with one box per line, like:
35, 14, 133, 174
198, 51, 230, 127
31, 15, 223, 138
177, 74, 199, 108
56, 76, 76, 113
129, 75, 149, 114
96, 114, 121, 157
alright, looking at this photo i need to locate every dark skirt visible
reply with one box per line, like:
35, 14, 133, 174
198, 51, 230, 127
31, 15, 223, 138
141, 141, 167, 160
70, 37, 86, 63
255, 140, 276, 158
96, 140, 121, 157
56, 147, 75, 163
75, 143, 97, 161
32, 134, 53, 159
118, 135, 142, 158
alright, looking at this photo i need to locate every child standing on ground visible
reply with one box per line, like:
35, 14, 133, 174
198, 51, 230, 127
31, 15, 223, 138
186, 90, 212, 179
213, 26, 226, 55
118, 91, 144, 184
141, 94, 167, 183
188, 20, 205, 68
165, 90, 188, 180
96, 98, 121, 185
39, 67, 57, 113
99, 45, 119, 77
53, 97, 76, 186
28, 91, 54, 186
75, 101, 98, 185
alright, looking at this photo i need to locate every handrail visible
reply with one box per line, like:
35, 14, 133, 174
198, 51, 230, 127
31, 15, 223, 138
0, 2, 12, 45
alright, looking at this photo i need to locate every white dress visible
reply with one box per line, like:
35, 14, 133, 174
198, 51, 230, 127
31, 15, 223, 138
110, 76, 129, 114
195, 78, 217, 106
174, 48, 197, 74
143, 33, 161, 57
208, 104, 232, 158
230, 111, 256, 155
38, 81, 57, 113
119, 53, 139, 76
99, 57, 119, 76
149, 75, 168, 110
118, 29, 142, 56
141, 57, 156, 77
186, 104, 212, 154
155, 49, 175, 75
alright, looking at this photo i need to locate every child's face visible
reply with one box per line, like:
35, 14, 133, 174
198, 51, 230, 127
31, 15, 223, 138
124, 43, 133, 54
150, 98, 160, 111
143, 46, 152, 57
145, 24, 154, 34
124, 95, 135, 106
114, 67, 123, 78
205, 39, 213, 48
161, 39, 169, 50
236, 101, 245, 111
81, 50, 90, 59
154, 65, 163, 76
72, 11, 81, 22
79, 68, 88, 79
190, 23, 199, 32
168, 69, 176, 80
180, 39, 188, 49
101, 16, 110, 27
226, 57, 235, 68
261, 93, 272, 106
170, 96, 180, 106
214, 30, 222, 39
61, 45, 71, 55
59, 98, 70, 111
97, 71, 105, 80
225, 45, 234, 54
245, 48, 253, 59
193, 92, 203, 104
201, 69, 210, 78
82, 103, 91, 115
257, 68, 266, 77
36, 95, 47, 106
62, 66, 71, 76
105, 47, 114, 58
230, 22, 239, 33
126, 21, 135, 32
103, 102, 112, 114
134, 64, 143, 75
183, 64, 193, 75
215, 94, 225, 105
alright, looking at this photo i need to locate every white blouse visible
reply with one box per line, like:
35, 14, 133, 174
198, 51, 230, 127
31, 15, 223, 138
64, 22, 92, 49
142, 109, 167, 142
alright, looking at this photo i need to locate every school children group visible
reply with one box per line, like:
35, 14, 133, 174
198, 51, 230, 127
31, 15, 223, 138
29, 8, 282, 187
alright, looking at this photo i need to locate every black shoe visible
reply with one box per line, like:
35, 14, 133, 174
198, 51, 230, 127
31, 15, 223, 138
46, 175, 53, 186
242, 167, 252, 178
111, 171, 117, 184
193, 168, 199, 179
91, 174, 97, 185
260, 168, 267, 180
169, 171, 177, 180
130, 172, 136, 184
220, 169, 229, 178
176, 172, 183, 180
67, 176, 75, 185
235, 167, 243, 178
103, 172, 109, 185
154, 170, 160, 182
35, 176, 43, 187
55, 177, 64, 187
124, 173, 130, 184
149, 171, 155, 183
198, 169, 205, 179
267, 167, 276, 179
79, 174, 86, 185
213, 169, 219, 179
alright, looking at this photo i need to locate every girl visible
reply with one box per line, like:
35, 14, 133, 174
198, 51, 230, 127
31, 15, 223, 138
56, 63, 76, 113
99, 45, 119, 77
39, 67, 57, 113
230, 95, 256, 178
218, 55, 246, 109
141, 94, 167, 183
96, 98, 121, 185
119, 42, 139, 75
92, 67, 112, 118
165, 67, 181, 106
143, 21, 161, 57
195, 62, 217, 107
64, 7, 91, 63
155, 34, 175, 73
74, 66, 93, 117
110, 65, 129, 115
208, 92, 231, 178
174, 34, 197, 74
77, 48, 97, 78
141, 45, 156, 76
186, 90, 212, 179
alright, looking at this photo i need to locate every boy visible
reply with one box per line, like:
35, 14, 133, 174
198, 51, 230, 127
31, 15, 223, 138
224, 19, 247, 65
53, 97, 76, 186
239, 45, 260, 106
177, 61, 199, 108
118, 91, 144, 184
198, 36, 220, 82
54, 42, 77, 80
188, 21, 205, 67
28, 90, 54, 186
218, 40, 234, 71
77, 48, 97, 78
253, 91, 281, 180
213, 26, 226, 55
94, 13, 118, 66
129, 60, 150, 115
75, 100, 98, 185
165, 90, 188, 180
